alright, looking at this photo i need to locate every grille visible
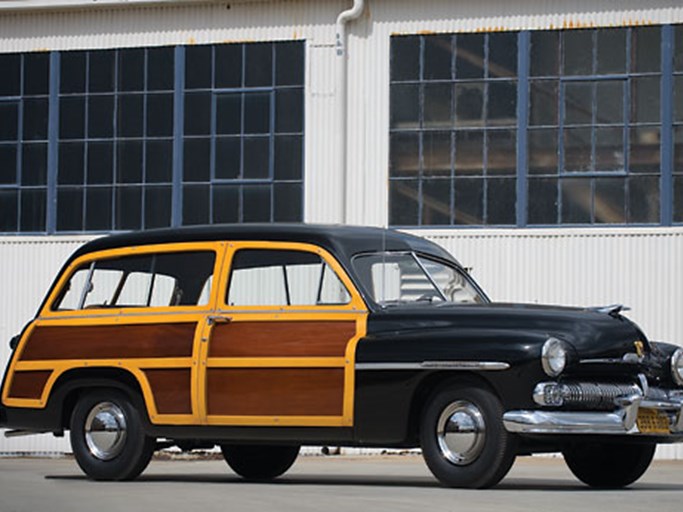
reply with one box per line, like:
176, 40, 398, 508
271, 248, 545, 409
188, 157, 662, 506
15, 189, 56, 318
561, 382, 640, 410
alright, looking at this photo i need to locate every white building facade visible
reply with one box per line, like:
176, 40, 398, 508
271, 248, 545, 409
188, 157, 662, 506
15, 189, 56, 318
0, 0, 682, 457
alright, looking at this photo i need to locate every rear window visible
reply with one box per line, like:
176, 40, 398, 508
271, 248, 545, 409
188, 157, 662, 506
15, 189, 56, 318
53, 251, 216, 311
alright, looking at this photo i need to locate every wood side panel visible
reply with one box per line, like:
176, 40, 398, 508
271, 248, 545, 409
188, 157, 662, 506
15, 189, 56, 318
7, 371, 52, 399
144, 369, 192, 415
207, 368, 344, 417
20, 323, 197, 361
209, 321, 356, 358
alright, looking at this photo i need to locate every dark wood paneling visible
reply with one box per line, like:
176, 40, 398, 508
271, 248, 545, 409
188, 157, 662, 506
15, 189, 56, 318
20, 323, 197, 361
209, 321, 356, 358
144, 369, 192, 415
8, 371, 52, 399
207, 368, 344, 417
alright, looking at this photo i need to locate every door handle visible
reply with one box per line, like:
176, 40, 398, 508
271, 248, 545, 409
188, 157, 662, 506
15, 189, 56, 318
207, 315, 232, 326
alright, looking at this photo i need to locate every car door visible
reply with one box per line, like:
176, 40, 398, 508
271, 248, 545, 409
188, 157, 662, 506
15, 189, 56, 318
198, 241, 367, 427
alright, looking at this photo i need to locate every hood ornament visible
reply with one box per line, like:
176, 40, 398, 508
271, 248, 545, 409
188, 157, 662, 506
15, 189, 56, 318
634, 340, 645, 358
592, 304, 631, 317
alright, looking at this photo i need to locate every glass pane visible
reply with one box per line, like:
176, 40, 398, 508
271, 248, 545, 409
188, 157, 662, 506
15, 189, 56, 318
455, 34, 484, 79
243, 185, 271, 222
628, 176, 659, 223
89, 50, 115, 93
273, 135, 302, 180
244, 92, 270, 134
116, 140, 143, 183
528, 177, 558, 224
674, 176, 683, 223
184, 92, 211, 135
85, 187, 113, 231
563, 30, 593, 75
23, 98, 49, 140
21, 143, 48, 186
0, 102, 19, 141
182, 184, 210, 225
530, 31, 559, 77
216, 93, 241, 135
146, 93, 174, 137
0, 145, 17, 183
117, 94, 144, 138
633, 27, 660, 73
594, 127, 624, 171
118, 48, 145, 92
88, 95, 114, 138
24, 53, 49, 96
629, 126, 660, 173
595, 81, 624, 124
60, 51, 86, 94
0, 189, 18, 231
487, 129, 516, 175
87, 142, 114, 184
185, 45, 212, 89
275, 41, 303, 86
453, 178, 483, 224
275, 88, 303, 133
423, 83, 451, 128
389, 132, 419, 178
561, 178, 591, 223
245, 43, 272, 87
454, 82, 484, 127
674, 76, 683, 123
0, 54, 21, 96
421, 179, 451, 225
488, 32, 517, 77
213, 185, 239, 223
565, 82, 593, 125
243, 137, 270, 179
183, 137, 210, 182
424, 35, 452, 80
594, 177, 625, 224
529, 80, 558, 126
423, 131, 451, 177
631, 76, 660, 124
20, 187, 46, 232
563, 127, 592, 172
59, 96, 86, 140
145, 139, 173, 183
454, 130, 483, 175
147, 46, 174, 91
528, 128, 558, 174
596, 28, 626, 74
145, 186, 172, 229
274, 182, 302, 222
676, 126, 683, 173
115, 186, 142, 229
391, 36, 420, 82
58, 141, 85, 185
487, 81, 516, 126
216, 44, 243, 88
389, 179, 419, 225
215, 136, 240, 180
390, 84, 419, 129
487, 177, 515, 224
57, 187, 83, 231
676, 25, 683, 71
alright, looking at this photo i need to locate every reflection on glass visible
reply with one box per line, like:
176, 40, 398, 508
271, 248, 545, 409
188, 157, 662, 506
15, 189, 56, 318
594, 178, 625, 224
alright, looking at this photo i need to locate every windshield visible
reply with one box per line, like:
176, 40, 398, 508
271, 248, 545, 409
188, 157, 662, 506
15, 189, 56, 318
352, 252, 487, 307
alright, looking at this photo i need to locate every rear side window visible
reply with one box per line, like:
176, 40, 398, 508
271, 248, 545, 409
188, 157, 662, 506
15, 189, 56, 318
53, 251, 216, 310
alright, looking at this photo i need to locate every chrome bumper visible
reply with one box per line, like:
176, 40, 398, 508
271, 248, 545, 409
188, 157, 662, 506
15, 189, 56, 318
504, 387, 683, 436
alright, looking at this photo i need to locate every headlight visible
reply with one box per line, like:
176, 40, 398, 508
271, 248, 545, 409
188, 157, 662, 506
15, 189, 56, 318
672, 348, 683, 386
542, 337, 567, 377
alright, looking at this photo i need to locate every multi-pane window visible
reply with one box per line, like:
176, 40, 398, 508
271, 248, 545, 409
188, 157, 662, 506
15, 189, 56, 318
0, 41, 304, 234
390, 25, 681, 227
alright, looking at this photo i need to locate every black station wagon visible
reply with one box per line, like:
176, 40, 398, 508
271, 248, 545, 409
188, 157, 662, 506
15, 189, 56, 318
2, 224, 683, 488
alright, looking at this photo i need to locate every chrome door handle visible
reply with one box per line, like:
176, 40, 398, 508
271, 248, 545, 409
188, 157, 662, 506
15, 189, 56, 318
207, 315, 232, 325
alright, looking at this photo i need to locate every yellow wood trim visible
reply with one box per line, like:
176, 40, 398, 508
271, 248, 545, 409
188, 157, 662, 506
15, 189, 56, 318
14, 358, 194, 371
206, 357, 346, 368
342, 314, 368, 427
205, 415, 346, 427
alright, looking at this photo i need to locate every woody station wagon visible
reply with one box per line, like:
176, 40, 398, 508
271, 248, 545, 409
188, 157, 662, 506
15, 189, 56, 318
2, 224, 683, 488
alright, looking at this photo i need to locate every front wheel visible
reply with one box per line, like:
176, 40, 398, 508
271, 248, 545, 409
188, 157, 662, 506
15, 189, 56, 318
419, 384, 517, 488
70, 390, 155, 481
220, 444, 300, 481
563, 442, 656, 488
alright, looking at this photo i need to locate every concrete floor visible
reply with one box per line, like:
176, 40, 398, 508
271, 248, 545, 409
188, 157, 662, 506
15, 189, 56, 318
0, 455, 682, 512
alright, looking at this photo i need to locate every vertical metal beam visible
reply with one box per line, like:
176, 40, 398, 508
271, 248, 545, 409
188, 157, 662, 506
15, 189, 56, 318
516, 31, 530, 227
46, 51, 60, 234
171, 45, 185, 227
661, 25, 674, 226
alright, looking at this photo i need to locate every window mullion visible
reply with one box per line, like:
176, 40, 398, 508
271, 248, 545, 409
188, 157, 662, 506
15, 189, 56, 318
171, 45, 185, 227
661, 24, 674, 226
516, 31, 530, 227
46, 51, 60, 234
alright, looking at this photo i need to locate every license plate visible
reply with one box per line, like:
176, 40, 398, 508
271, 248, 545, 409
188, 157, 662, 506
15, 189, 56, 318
636, 408, 670, 434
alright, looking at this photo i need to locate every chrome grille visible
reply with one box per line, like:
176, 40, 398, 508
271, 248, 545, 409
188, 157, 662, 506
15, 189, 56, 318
561, 382, 640, 410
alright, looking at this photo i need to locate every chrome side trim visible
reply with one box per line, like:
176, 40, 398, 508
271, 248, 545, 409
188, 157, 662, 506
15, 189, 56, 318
355, 361, 510, 371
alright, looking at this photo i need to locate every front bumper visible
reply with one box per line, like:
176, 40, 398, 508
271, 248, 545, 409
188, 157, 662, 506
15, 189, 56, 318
503, 385, 683, 436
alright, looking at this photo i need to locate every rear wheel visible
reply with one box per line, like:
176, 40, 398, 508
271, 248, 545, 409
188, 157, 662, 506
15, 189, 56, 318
419, 384, 517, 488
70, 390, 155, 481
563, 442, 656, 488
220, 444, 300, 481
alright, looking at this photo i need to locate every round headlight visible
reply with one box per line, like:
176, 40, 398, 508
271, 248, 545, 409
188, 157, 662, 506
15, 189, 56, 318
542, 337, 567, 377
671, 348, 683, 386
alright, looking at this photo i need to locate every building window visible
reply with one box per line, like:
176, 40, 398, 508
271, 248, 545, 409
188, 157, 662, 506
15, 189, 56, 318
0, 41, 304, 234
390, 26, 680, 227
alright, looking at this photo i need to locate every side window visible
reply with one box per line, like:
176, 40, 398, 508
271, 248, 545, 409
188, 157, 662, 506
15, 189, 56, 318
52, 250, 216, 310
227, 249, 351, 307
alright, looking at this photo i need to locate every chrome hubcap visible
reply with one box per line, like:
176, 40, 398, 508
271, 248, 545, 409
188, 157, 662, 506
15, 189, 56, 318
436, 400, 486, 466
84, 402, 127, 461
